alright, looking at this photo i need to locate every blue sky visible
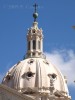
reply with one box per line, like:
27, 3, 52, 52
0, 0, 75, 99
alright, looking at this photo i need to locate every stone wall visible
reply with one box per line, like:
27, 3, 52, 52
0, 84, 30, 100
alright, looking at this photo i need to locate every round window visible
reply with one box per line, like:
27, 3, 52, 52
52, 73, 57, 79
27, 72, 33, 77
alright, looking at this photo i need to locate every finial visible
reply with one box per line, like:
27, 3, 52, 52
33, 3, 38, 13
33, 3, 38, 22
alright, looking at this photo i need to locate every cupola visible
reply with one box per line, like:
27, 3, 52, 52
26, 4, 44, 58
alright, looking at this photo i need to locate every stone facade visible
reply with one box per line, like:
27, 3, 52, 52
0, 84, 33, 100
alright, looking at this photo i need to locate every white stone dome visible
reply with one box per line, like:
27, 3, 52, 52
1, 5, 71, 100
2, 57, 69, 96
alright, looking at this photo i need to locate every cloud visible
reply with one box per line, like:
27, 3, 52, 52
45, 49, 75, 86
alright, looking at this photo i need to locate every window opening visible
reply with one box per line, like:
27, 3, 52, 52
28, 41, 30, 50
33, 29, 36, 33
38, 41, 40, 49
33, 40, 36, 49
28, 59, 34, 64
33, 53, 35, 56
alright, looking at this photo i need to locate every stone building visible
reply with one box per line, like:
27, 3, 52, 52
0, 4, 71, 100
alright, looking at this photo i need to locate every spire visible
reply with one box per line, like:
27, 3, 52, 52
33, 3, 38, 13
26, 4, 44, 59
33, 3, 38, 22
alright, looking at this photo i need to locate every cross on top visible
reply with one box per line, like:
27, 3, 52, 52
33, 3, 38, 12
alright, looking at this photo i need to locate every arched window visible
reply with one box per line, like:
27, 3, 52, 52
38, 41, 40, 49
28, 41, 30, 50
33, 40, 36, 49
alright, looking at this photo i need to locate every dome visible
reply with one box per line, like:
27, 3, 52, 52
1, 4, 71, 100
2, 57, 69, 96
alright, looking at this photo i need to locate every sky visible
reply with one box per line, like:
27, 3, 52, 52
0, 0, 75, 99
